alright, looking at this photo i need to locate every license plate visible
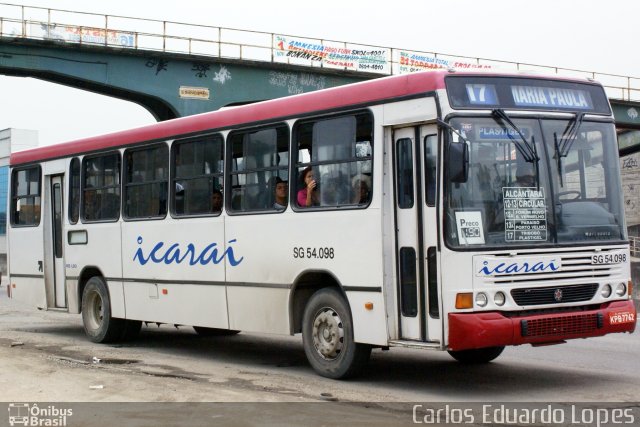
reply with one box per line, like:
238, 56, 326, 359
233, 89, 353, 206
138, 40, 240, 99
609, 311, 635, 325
591, 251, 627, 265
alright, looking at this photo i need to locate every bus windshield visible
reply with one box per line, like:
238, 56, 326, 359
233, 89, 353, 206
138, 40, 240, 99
445, 116, 626, 248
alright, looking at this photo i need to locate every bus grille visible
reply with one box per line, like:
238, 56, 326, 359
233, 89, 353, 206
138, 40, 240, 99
521, 313, 602, 337
511, 283, 598, 306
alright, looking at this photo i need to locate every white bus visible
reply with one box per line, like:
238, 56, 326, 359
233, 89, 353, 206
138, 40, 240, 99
7, 70, 636, 379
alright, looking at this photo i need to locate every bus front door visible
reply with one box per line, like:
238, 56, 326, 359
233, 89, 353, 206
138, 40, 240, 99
50, 175, 66, 308
393, 125, 441, 343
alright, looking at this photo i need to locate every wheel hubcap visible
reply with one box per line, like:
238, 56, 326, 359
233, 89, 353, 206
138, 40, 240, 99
86, 290, 104, 331
312, 307, 344, 360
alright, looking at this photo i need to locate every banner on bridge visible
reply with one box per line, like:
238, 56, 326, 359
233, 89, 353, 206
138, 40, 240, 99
29, 23, 134, 47
274, 35, 389, 74
397, 50, 492, 73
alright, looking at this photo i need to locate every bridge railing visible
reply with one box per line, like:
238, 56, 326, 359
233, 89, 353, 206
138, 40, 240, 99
0, 2, 639, 102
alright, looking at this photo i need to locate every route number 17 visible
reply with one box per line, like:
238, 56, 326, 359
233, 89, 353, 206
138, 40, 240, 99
465, 84, 498, 105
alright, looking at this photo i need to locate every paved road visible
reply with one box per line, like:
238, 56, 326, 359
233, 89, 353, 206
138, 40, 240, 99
1, 290, 638, 426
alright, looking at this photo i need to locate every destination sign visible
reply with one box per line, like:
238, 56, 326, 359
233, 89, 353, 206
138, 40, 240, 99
511, 86, 592, 110
465, 83, 499, 106
446, 76, 611, 114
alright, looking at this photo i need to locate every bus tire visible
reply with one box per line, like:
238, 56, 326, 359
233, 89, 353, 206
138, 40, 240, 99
447, 346, 505, 364
81, 276, 124, 343
193, 326, 240, 336
302, 288, 371, 379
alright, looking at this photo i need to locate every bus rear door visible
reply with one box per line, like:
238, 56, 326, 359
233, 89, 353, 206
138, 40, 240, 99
49, 175, 67, 308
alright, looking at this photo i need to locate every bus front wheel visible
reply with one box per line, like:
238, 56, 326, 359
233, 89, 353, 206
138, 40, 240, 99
81, 276, 125, 343
447, 346, 505, 364
302, 288, 371, 379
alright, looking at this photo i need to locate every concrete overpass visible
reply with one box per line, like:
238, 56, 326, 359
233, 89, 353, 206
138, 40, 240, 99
0, 2, 638, 156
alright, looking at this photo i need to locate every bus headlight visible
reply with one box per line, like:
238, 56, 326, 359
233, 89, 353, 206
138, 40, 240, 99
615, 282, 627, 297
475, 292, 488, 307
494, 291, 506, 306
600, 284, 612, 298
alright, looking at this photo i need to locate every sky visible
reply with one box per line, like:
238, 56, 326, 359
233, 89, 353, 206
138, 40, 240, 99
1, 0, 639, 147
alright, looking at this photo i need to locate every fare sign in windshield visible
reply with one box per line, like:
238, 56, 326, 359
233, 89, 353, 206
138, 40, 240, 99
446, 76, 610, 114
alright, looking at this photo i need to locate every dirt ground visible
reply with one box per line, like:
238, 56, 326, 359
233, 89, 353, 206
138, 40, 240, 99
2, 283, 639, 426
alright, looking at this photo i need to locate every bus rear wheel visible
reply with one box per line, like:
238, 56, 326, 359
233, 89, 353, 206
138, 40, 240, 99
302, 288, 371, 379
447, 346, 505, 364
81, 276, 125, 343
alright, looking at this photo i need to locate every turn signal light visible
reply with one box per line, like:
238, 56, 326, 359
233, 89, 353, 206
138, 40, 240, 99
455, 293, 473, 309
364, 302, 374, 311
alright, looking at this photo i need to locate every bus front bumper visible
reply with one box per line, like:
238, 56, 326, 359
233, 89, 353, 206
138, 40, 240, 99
448, 300, 636, 351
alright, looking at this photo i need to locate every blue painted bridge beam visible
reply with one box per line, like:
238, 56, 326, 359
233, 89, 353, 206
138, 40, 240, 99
2, 36, 639, 158
0, 38, 367, 120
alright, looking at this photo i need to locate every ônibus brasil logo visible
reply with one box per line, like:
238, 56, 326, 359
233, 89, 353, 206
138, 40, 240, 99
8, 403, 72, 426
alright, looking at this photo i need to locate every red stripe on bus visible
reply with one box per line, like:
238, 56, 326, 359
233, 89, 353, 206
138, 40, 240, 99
11, 71, 449, 166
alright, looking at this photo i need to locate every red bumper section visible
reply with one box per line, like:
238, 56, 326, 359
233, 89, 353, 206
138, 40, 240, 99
448, 300, 636, 351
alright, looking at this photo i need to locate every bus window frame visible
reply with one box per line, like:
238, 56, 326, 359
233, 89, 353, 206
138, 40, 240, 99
122, 142, 170, 221
68, 157, 80, 225
225, 123, 290, 216
81, 151, 122, 224
170, 133, 225, 219
291, 110, 374, 213
10, 165, 42, 228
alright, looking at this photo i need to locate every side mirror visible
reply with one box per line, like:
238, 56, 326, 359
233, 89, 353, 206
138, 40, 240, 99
448, 142, 469, 183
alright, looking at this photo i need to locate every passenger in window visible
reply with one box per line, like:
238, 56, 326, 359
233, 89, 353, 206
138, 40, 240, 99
83, 188, 100, 220
211, 189, 223, 213
353, 179, 371, 204
297, 166, 319, 207
273, 178, 288, 210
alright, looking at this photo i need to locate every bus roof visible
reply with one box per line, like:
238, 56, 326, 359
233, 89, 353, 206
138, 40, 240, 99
9, 69, 593, 166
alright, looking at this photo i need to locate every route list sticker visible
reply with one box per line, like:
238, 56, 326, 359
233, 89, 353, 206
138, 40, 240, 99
503, 187, 547, 241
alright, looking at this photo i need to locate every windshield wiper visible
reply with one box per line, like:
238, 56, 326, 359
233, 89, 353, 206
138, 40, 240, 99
555, 112, 585, 157
553, 112, 586, 185
492, 109, 541, 189
491, 109, 539, 163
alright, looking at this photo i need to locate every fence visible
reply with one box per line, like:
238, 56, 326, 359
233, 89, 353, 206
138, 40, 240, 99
0, 2, 639, 102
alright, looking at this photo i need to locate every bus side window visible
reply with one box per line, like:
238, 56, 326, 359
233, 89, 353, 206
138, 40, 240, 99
82, 152, 121, 222
172, 134, 224, 216
293, 112, 373, 209
227, 125, 289, 213
11, 166, 41, 226
124, 144, 168, 219
68, 158, 80, 224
